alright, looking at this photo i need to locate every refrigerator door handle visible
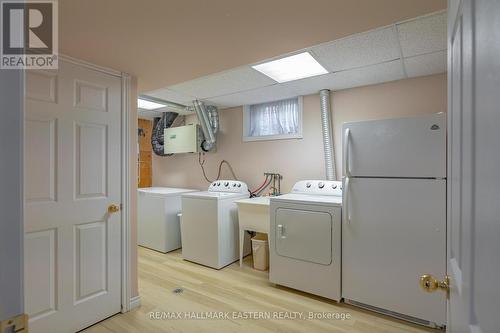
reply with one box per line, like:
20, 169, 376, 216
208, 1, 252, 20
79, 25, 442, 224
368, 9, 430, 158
343, 128, 352, 177
343, 176, 350, 224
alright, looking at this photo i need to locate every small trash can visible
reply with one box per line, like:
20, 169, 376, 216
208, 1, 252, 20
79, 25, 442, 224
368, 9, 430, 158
251, 233, 269, 271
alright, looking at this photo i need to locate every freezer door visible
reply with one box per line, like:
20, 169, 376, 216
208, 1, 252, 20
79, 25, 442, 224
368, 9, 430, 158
343, 113, 446, 178
342, 178, 446, 325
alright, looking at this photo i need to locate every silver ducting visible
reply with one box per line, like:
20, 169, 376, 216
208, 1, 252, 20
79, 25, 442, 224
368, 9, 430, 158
206, 105, 219, 135
151, 112, 178, 156
319, 89, 337, 180
193, 100, 217, 151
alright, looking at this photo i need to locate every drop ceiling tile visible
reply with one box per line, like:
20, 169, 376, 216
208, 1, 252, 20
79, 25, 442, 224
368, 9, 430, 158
331, 60, 406, 90
281, 72, 338, 96
168, 66, 276, 99
200, 99, 229, 109
397, 12, 447, 57
404, 51, 447, 78
145, 88, 195, 106
284, 60, 405, 94
311, 27, 400, 72
205, 84, 299, 108
137, 109, 163, 119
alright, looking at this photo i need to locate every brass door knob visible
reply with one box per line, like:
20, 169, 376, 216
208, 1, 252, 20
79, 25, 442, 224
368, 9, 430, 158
108, 204, 121, 213
419, 274, 450, 294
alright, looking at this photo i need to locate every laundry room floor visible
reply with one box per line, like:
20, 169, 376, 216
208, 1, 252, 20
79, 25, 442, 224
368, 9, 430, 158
83, 247, 437, 333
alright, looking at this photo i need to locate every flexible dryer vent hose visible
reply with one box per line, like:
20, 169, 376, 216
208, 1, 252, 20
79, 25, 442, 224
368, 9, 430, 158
151, 112, 178, 156
193, 100, 217, 151
320, 89, 336, 180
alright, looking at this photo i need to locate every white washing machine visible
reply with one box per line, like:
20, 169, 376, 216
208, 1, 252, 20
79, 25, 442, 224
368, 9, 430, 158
270, 180, 342, 301
138, 187, 198, 253
181, 180, 251, 269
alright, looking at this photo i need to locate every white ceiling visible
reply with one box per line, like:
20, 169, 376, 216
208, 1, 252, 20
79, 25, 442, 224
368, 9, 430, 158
397, 12, 447, 57
404, 50, 447, 77
166, 67, 276, 100
141, 11, 446, 115
311, 26, 401, 72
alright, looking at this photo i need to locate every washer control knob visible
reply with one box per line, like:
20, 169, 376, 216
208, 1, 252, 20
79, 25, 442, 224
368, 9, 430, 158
318, 182, 325, 189
232, 183, 237, 187
332, 184, 337, 189
224, 182, 229, 187
237, 183, 242, 187
217, 182, 221, 186
306, 182, 312, 188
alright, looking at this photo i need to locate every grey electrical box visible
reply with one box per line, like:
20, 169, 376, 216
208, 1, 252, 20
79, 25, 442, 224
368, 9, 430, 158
164, 124, 203, 154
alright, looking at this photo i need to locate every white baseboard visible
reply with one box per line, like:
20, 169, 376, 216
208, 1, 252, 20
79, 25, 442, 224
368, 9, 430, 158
129, 295, 141, 310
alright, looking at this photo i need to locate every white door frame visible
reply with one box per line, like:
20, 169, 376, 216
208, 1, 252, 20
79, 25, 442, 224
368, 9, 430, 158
27, 54, 136, 314
0, 68, 25, 325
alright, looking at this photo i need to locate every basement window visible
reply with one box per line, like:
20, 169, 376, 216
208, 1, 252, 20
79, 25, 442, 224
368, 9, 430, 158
243, 96, 303, 142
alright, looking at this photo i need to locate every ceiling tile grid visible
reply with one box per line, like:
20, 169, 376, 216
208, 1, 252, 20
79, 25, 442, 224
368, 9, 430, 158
137, 109, 163, 119
168, 66, 276, 99
143, 10, 447, 109
206, 84, 300, 108
282, 59, 404, 95
397, 12, 447, 57
311, 26, 401, 72
147, 88, 196, 106
332, 60, 406, 91
281, 72, 338, 97
404, 50, 447, 78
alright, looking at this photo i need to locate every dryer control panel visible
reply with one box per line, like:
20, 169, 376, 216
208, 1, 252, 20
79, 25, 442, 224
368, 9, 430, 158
209, 180, 249, 193
291, 180, 342, 196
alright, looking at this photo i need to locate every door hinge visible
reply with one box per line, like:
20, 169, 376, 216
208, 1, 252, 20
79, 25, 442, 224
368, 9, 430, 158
1, 314, 28, 333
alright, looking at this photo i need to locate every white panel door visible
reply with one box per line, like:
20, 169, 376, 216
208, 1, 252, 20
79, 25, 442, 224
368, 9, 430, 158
342, 178, 446, 325
342, 113, 446, 178
25, 60, 122, 333
447, 1, 471, 331
447, 0, 500, 332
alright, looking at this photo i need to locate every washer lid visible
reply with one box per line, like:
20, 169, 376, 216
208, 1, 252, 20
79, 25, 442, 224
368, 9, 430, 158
271, 193, 342, 206
138, 187, 198, 197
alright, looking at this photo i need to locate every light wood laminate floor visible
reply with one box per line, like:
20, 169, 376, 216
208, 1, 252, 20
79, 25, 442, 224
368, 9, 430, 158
82, 247, 438, 333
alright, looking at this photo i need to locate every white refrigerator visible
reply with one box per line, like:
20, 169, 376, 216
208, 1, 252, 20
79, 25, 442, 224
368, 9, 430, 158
341, 113, 446, 327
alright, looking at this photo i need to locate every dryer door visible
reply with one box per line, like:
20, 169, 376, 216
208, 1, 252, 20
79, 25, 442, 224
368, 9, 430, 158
275, 208, 332, 265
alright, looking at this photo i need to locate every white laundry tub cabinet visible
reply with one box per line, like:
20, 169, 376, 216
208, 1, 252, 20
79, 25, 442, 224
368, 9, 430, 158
138, 187, 198, 253
236, 196, 271, 266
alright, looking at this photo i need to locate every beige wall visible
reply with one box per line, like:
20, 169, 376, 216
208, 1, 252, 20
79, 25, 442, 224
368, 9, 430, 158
152, 73, 447, 194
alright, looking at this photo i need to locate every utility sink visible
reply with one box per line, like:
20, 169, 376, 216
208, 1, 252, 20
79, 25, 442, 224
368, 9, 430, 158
236, 196, 271, 266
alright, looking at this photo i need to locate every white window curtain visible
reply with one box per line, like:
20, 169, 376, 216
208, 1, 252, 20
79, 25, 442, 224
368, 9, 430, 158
249, 97, 299, 137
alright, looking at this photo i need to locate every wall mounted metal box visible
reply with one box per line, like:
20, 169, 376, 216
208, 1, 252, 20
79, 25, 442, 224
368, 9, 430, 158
164, 124, 203, 154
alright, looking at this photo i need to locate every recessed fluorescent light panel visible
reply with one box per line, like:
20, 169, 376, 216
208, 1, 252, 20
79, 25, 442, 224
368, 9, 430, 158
252, 52, 328, 83
138, 98, 166, 110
